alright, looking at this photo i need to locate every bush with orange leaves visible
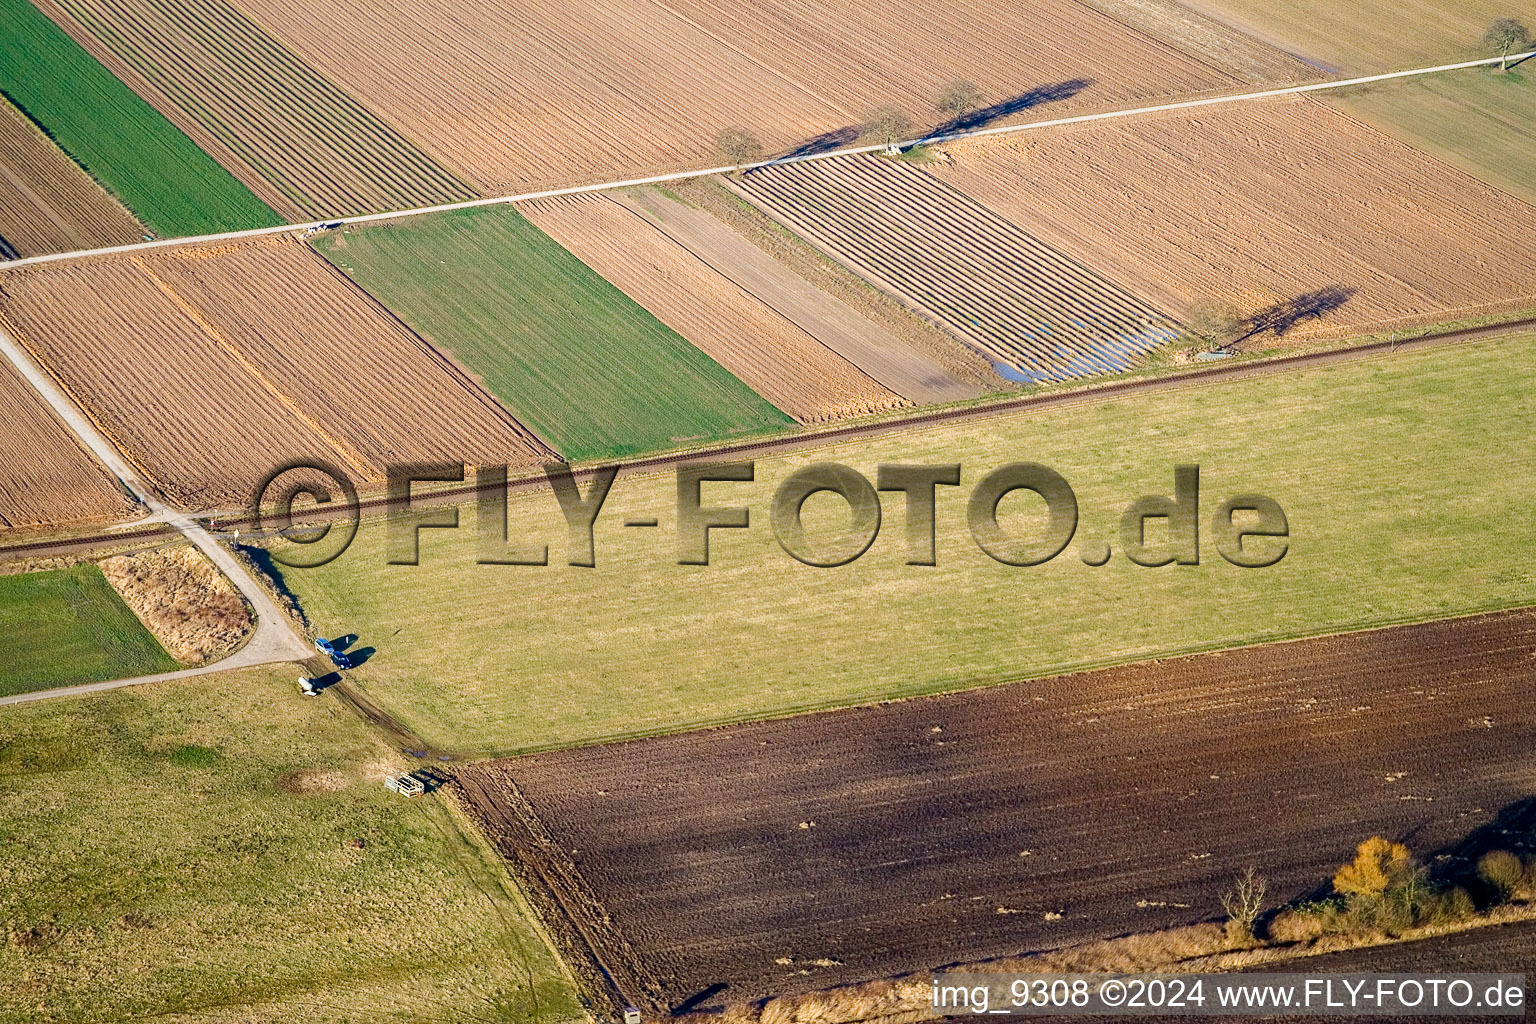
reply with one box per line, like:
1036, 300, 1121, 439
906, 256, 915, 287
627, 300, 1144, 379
1309, 837, 1475, 937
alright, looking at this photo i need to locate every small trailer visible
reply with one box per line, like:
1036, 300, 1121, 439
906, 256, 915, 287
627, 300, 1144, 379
297, 676, 318, 697
385, 773, 425, 798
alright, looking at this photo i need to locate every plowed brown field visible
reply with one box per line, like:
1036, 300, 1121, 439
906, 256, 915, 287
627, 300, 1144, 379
232, 0, 1240, 194
520, 193, 908, 422
33, 0, 476, 220
0, 238, 550, 507
932, 99, 1536, 340
732, 155, 1183, 381
0, 356, 133, 529
0, 98, 143, 258
458, 608, 1536, 1011
613, 188, 986, 404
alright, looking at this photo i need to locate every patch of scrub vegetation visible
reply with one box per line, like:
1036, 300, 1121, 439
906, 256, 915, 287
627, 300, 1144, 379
311, 205, 793, 461
0, 563, 176, 696
0, 669, 581, 1024
0, 0, 280, 236
274, 331, 1536, 756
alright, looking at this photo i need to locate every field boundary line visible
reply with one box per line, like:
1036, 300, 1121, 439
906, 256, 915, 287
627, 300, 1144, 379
2, 50, 1531, 273
131, 255, 375, 478
4, 310, 1533, 568
601, 190, 907, 407
0, 317, 314, 705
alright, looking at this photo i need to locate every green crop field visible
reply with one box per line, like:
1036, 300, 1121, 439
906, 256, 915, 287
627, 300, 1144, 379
1176, 0, 1532, 72
270, 332, 1536, 757
0, 668, 580, 1024
0, 0, 279, 237
311, 207, 793, 461
0, 564, 176, 695
1336, 68, 1536, 204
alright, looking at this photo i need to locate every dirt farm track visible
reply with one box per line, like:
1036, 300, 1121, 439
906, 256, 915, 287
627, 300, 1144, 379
456, 608, 1536, 1012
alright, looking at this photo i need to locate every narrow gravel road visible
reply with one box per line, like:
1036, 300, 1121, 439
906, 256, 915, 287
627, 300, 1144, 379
0, 322, 313, 706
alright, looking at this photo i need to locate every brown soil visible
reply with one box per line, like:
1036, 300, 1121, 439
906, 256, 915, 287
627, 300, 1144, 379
98, 545, 251, 664
519, 192, 909, 423
1073, 0, 1317, 84
456, 607, 1536, 1011
0, 353, 135, 530
0, 237, 551, 508
231, 0, 1241, 195
931, 98, 1536, 341
272, 768, 349, 794
33, 0, 475, 219
730, 155, 1183, 381
670, 179, 1001, 393
0, 98, 144, 257
615, 189, 984, 405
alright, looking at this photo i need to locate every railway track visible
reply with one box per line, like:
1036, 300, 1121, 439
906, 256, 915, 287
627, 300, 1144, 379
3, 311, 1531, 564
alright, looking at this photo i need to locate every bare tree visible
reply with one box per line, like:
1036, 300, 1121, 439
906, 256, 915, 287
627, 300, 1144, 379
715, 126, 763, 169
1220, 867, 1267, 945
1186, 299, 1243, 348
1485, 18, 1531, 69
936, 80, 983, 123
861, 105, 912, 151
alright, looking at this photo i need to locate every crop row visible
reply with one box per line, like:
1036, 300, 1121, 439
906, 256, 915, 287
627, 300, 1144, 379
43, 0, 476, 219
733, 155, 1183, 381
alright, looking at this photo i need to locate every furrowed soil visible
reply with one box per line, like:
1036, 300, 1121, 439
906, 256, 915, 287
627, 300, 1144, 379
312, 206, 794, 461
276, 331, 1536, 758
457, 609, 1536, 1011
613, 188, 985, 405
231, 0, 1246, 195
669, 178, 1002, 394
0, 354, 134, 530
1168, 0, 1536, 210
0, 237, 550, 508
34, 0, 477, 220
519, 192, 909, 423
731, 155, 1183, 381
931, 98, 1536, 340
1334, 68, 1536, 206
1171, 0, 1533, 72
0, 0, 278, 236
0, 98, 143, 258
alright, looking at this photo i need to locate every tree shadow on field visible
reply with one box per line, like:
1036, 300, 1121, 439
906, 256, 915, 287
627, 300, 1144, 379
1228, 285, 1357, 348
1425, 796, 1536, 899
931, 78, 1096, 136
674, 983, 730, 1014
775, 124, 861, 161
1289, 796, 1536, 906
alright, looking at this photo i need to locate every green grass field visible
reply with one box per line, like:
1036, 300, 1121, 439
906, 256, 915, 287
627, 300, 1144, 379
271, 332, 1536, 757
1176, 0, 1533, 72
311, 207, 793, 461
0, 669, 580, 1024
1336, 67, 1536, 203
0, 0, 279, 237
0, 564, 177, 695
